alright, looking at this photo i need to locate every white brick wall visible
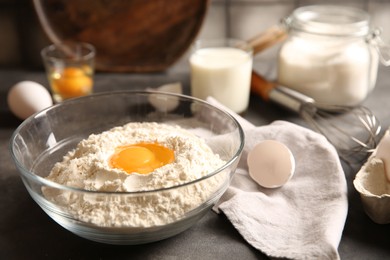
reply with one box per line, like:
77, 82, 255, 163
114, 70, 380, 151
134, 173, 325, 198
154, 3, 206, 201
172, 0, 390, 75
0, 0, 389, 70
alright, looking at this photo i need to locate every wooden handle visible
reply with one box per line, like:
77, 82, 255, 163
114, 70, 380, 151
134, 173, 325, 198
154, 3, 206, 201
247, 25, 288, 55
247, 26, 287, 100
250, 71, 276, 101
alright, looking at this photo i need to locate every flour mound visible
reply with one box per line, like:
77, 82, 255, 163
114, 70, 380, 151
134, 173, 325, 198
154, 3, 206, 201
43, 122, 227, 227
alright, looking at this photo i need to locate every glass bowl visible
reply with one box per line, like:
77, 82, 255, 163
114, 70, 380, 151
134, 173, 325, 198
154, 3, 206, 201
10, 91, 244, 245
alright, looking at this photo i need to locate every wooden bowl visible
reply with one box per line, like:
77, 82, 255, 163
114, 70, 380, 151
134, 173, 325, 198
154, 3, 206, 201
34, 0, 209, 72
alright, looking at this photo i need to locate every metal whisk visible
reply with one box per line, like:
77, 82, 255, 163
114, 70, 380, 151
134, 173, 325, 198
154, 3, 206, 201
251, 71, 382, 163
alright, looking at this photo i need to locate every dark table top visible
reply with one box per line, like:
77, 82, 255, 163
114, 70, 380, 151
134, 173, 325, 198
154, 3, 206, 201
1, 65, 390, 259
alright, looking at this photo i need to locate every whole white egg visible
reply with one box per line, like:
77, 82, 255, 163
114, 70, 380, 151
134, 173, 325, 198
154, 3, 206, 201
7, 81, 53, 120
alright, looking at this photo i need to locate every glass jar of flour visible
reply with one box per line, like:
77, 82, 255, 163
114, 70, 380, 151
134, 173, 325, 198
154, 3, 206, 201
277, 5, 389, 106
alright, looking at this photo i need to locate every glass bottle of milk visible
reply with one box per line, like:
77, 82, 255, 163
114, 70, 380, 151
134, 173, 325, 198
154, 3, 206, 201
277, 5, 388, 107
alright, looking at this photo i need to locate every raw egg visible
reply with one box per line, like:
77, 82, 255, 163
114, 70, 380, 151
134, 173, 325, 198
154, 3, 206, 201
51, 66, 93, 99
110, 142, 175, 174
7, 81, 53, 120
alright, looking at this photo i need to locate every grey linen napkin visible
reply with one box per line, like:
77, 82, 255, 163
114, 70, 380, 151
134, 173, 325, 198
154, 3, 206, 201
207, 97, 348, 260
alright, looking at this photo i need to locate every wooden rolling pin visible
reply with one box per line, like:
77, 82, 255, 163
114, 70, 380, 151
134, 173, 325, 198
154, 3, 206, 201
247, 25, 287, 55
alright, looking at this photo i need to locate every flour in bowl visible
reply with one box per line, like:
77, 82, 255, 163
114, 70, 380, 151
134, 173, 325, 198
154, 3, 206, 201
43, 122, 228, 227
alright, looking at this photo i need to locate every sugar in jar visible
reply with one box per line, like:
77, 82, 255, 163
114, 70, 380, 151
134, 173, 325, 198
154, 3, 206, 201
277, 5, 387, 106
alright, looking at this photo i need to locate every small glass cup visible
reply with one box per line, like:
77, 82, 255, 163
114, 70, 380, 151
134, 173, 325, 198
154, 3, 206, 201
189, 38, 253, 114
41, 42, 95, 103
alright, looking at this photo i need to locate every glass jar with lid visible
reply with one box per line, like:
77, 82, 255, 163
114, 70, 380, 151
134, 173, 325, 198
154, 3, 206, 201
277, 5, 389, 106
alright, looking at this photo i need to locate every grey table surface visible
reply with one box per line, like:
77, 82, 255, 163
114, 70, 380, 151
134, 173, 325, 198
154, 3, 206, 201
1, 66, 390, 259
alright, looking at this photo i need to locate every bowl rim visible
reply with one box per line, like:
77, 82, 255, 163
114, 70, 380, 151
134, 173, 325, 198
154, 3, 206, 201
9, 90, 245, 195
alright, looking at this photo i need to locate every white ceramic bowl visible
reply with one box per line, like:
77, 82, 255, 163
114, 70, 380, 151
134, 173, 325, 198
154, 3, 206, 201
10, 91, 244, 244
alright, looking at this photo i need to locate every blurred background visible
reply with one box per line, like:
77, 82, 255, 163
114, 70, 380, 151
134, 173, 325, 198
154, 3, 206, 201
1, 0, 389, 72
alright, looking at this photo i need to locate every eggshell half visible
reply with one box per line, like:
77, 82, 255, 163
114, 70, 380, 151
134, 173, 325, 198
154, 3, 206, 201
247, 140, 295, 188
354, 129, 390, 224
354, 157, 390, 224
147, 82, 182, 112
374, 132, 390, 182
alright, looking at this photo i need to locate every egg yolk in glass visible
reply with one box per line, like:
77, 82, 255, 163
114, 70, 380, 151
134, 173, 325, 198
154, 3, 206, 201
52, 67, 92, 99
109, 142, 175, 174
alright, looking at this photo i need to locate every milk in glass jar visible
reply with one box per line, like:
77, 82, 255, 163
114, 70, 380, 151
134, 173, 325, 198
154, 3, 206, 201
277, 5, 388, 106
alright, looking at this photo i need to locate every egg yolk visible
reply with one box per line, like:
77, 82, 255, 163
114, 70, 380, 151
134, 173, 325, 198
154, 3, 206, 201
52, 66, 93, 99
109, 142, 175, 174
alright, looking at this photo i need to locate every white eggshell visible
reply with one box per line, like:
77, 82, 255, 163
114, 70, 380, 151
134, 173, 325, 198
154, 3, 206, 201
7, 81, 53, 120
374, 132, 390, 182
155, 82, 183, 94
147, 82, 183, 112
247, 140, 295, 188
353, 157, 390, 224
353, 129, 390, 224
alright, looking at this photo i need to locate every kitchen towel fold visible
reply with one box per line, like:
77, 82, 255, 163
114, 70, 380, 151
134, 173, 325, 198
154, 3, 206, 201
207, 97, 348, 260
